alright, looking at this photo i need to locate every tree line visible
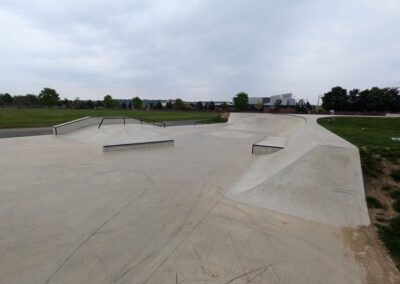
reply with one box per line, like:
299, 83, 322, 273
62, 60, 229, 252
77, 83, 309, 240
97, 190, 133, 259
321, 86, 400, 112
0, 88, 220, 111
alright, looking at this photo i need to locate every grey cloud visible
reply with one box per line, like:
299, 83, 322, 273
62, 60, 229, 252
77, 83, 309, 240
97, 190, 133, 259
0, 0, 399, 102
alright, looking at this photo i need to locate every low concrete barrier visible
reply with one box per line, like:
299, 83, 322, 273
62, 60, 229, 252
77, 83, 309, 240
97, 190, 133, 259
53, 117, 100, 135
53, 117, 139, 135
386, 113, 400, 117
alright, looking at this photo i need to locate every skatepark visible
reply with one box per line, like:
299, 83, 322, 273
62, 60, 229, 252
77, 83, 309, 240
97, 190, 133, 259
1, 113, 399, 283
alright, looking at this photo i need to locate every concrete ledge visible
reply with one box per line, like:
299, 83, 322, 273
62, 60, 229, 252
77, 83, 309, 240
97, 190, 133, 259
53, 117, 141, 135
53, 117, 100, 135
252, 136, 288, 155
103, 139, 174, 152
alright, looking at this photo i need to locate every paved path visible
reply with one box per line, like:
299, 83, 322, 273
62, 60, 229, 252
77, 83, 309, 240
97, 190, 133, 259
0, 127, 52, 138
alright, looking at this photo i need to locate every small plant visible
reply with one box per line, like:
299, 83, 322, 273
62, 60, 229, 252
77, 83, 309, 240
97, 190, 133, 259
390, 170, 400, 182
382, 185, 394, 192
393, 199, 400, 213
390, 191, 400, 199
366, 196, 385, 209
377, 216, 400, 268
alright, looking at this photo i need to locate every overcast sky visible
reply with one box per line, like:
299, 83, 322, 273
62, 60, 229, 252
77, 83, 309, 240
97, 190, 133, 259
1, 0, 399, 103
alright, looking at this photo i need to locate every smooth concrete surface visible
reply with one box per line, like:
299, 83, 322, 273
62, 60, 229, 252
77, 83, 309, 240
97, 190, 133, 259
1, 113, 398, 284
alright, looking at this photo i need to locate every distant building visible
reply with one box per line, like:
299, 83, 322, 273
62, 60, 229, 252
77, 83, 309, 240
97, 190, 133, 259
248, 93, 296, 107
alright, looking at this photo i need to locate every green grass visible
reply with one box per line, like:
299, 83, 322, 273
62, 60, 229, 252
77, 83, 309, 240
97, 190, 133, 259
377, 216, 400, 266
318, 117, 400, 176
318, 116, 400, 269
0, 108, 222, 128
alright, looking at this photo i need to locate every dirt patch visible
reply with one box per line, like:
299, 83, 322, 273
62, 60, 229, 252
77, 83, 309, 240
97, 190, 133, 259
342, 226, 400, 283
220, 112, 230, 122
365, 159, 400, 224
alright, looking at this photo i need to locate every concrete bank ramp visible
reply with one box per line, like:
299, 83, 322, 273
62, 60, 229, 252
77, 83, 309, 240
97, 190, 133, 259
226, 113, 370, 227
226, 112, 304, 135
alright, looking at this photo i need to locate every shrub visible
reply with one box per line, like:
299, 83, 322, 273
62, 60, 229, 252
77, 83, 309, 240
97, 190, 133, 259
390, 191, 400, 199
366, 196, 385, 209
393, 199, 400, 213
378, 217, 400, 267
390, 170, 400, 182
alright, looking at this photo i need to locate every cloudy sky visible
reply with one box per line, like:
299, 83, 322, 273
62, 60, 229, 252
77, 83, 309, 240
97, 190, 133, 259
0, 0, 399, 103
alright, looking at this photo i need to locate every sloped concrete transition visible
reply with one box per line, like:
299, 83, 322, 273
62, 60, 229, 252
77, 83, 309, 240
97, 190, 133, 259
0, 113, 399, 284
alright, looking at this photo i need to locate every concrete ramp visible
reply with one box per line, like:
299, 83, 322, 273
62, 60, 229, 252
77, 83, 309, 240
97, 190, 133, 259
227, 114, 370, 227
227, 112, 305, 135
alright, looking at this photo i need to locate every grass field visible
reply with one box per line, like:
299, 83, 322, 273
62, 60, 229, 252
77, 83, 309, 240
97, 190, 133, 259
0, 108, 222, 128
318, 117, 400, 268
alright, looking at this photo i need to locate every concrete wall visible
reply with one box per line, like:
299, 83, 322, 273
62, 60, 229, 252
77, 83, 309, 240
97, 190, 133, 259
53, 117, 140, 135
53, 117, 100, 135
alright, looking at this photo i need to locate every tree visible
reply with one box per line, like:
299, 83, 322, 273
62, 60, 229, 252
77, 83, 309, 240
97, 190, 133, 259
175, 98, 184, 110
165, 101, 173, 109
195, 101, 203, 110
295, 99, 307, 113
87, 100, 95, 109
121, 102, 127, 109
273, 99, 282, 111
209, 101, 215, 111
39, 88, 59, 107
2, 93, 12, 104
103, 94, 114, 108
132, 97, 142, 109
255, 101, 264, 111
388, 87, 400, 112
155, 101, 163, 109
10, 94, 39, 106
321, 86, 349, 111
73, 97, 82, 109
233, 92, 249, 111
96, 100, 104, 108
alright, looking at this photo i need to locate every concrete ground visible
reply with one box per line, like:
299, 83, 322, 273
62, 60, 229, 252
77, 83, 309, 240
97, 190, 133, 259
0, 113, 399, 284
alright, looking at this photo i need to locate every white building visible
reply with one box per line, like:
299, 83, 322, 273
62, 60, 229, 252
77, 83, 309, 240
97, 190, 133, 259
248, 93, 296, 107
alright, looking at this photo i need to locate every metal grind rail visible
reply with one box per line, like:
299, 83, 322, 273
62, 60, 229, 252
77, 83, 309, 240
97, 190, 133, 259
98, 117, 166, 129
98, 117, 127, 129
139, 118, 166, 128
